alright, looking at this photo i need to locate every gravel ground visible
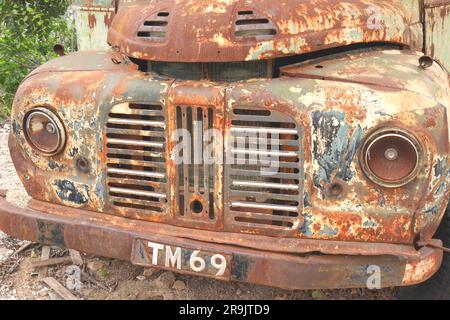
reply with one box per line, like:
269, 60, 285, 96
0, 121, 396, 300
0, 123, 29, 208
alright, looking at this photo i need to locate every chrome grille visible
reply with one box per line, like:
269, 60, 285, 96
106, 103, 168, 214
225, 108, 302, 233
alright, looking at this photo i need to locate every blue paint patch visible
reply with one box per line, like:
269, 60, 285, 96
425, 207, 438, 216
12, 121, 21, 135
48, 160, 65, 171
363, 220, 378, 228
69, 147, 79, 158
299, 213, 314, 236
37, 221, 65, 247
312, 111, 363, 190
94, 171, 106, 208
231, 254, 250, 282
320, 225, 339, 237
434, 158, 448, 178
435, 182, 446, 196
303, 192, 312, 208
379, 190, 386, 207
54, 180, 88, 205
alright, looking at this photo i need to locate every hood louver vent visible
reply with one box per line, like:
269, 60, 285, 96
137, 11, 170, 41
235, 10, 277, 40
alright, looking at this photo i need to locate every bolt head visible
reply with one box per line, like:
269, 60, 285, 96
46, 123, 56, 134
384, 148, 399, 161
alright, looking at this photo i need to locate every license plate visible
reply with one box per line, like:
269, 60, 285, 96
132, 238, 232, 280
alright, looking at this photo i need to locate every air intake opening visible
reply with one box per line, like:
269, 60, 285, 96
235, 9, 277, 40
225, 107, 302, 233
106, 103, 168, 217
238, 10, 254, 15
137, 11, 170, 41
144, 21, 168, 27
236, 18, 270, 25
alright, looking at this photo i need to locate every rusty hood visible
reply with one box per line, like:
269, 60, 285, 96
108, 0, 423, 62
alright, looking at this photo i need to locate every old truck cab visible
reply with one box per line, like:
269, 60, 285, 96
1, 0, 449, 298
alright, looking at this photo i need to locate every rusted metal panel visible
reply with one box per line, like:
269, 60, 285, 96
72, 0, 115, 50
7, 48, 450, 245
107, 0, 423, 62
424, 0, 450, 71
0, 196, 443, 290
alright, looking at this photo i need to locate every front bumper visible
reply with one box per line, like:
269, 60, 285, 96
0, 193, 443, 290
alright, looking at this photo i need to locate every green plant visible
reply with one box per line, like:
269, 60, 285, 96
0, 0, 75, 119
98, 267, 110, 279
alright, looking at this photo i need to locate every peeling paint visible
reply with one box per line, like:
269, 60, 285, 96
54, 180, 89, 205
312, 111, 362, 191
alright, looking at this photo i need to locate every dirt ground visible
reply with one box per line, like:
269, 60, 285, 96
0, 120, 397, 300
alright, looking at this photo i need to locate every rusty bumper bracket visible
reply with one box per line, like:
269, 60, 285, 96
418, 241, 450, 254
0, 196, 444, 290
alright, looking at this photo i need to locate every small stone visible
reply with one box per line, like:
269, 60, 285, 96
172, 280, 186, 291
163, 293, 175, 300
38, 288, 49, 297
87, 261, 105, 273
155, 272, 176, 288
0, 248, 13, 262
236, 289, 242, 296
30, 250, 39, 259
143, 268, 157, 278
48, 292, 62, 300
136, 275, 146, 281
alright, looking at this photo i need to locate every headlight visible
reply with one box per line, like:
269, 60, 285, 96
361, 128, 422, 188
24, 108, 66, 156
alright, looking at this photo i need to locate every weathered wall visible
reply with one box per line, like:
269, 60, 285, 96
72, 0, 115, 51
425, 0, 450, 71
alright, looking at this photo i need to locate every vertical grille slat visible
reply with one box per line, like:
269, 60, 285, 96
106, 103, 168, 215
193, 108, 200, 194
225, 107, 303, 233
175, 106, 216, 220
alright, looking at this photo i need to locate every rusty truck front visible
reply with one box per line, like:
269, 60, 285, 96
1, 0, 450, 298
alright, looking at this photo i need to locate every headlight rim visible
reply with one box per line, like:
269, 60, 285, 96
23, 107, 66, 156
360, 127, 423, 189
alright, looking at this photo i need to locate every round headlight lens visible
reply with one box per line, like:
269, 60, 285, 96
24, 108, 66, 156
361, 129, 422, 188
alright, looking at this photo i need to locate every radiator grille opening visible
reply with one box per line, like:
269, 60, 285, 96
106, 103, 168, 215
226, 107, 302, 232
175, 106, 216, 220
137, 12, 170, 41
147, 61, 271, 82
